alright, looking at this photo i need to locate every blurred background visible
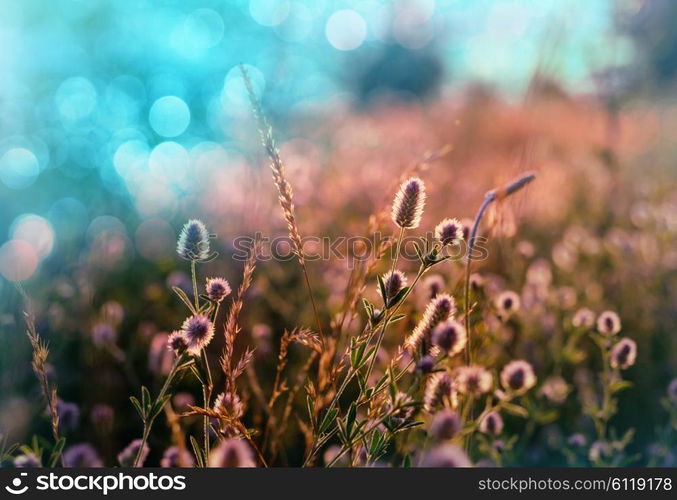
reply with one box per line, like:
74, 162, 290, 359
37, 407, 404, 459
0, 0, 675, 466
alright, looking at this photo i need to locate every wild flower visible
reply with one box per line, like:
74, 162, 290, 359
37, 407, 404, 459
431, 319, 467, 357
391, 177, 426, 229
167, 331, 188, 353
180, 314, 215, 355
610, 338, 637, 370
469, 273, 484, 291
422, 274, 444, 299
148, 332, 172, 375
91, 322, 117, 348
176, 219, 213, 262
405, 293, 456, 353
63, 443, 103, 467
389, 392, 416, 421
668, 378, 677, 404
417, 354, 436, 374
90, 404, 114, 430
572, 308, 596, 328
100, 300, 124, 326
459, 218, 473, 242
495, 290, 520, 318
429, 409, 461, 441
14, 453, 41, 467
57, 399, 80, 431
596, 311, 621, 336
434, 218, 464, 246
479, 411, 504, 436
205, 277, 231, 303
540, 376, 570, 404
421, 444, 472, 467
568, 433, 587, 448
456, 365, 493, 396
208, 439, 256, 467
500, 360, 536, 395
588, 441, 612, 463
378, 269, 407, 304
213, 392, 244, 419
160, 446, 195, 468
118, 439, 149, 467
424, 372, 455, 413
172, 392, 195, 412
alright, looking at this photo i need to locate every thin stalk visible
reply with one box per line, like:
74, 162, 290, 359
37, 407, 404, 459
190, 260, 199, 311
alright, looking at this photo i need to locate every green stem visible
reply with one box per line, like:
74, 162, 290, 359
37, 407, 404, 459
190, 260, 199, 311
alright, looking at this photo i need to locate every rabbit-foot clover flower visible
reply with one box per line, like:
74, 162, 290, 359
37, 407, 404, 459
180, 314, 215, 355
572, 308, 596, 328
206, 277, 232, 303
500, 360, 536, 395
422, 274, 444, 300
213, 392, 244, 419
597, 310, 621, 336
167, 330, 188, 353
610, 338, 637, 370
421, 444, 472, 467
392, 177, 426, 229
379, 269, 407, 305
161, 446, 195, 468
177, 219, 215, 262
479, 411, 504, 436
495, 290, 521, 318
424, 372, 456, 413
456, 365, 493, 396
405, 293, 456, 353
434, 218, 464, 246
118, 439, 149, 467
91, 322, 117, 348
431, 319, 467, 357
429, 409, 461, 441
63, 443, 104, 467
208, 439, 256, 467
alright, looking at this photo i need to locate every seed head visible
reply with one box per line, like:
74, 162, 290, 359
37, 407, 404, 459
379, 270, 407, 305
391, 177, 426, 229
429, 409, 461, 441
206, 277, 231, 303
431, 319, 467, 357
180, 314, 215, 355
424, 372, 455, 413
405, 293, 456, 353
597, 311, 621, 336
572, 308, 596, 328
177, 219, 212, 262
208, 439, 256, 467
500, 360, 536, 395
213, 392, 243, 419
610, 338, 637, 370
456, 365, 493, 396
434, 218, 464, 246
117, 439, 149, 467
479, 411, 504, 436
421, 444, 472, 467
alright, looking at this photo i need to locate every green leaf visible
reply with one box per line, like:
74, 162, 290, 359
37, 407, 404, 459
501, 402, 529, 418
148, 394, 172, 422
346, 403, 358, 438
190, 436, 205, 468
141, 386, 151, 412
306, 395, 315, 429
413, 243, 424, 263
388, 287, 410, 308
172, 286, 197, 314
609, 380, 633, 394
362, 299, 374, 318
318, 408, 339, 435
389, 314, 406, 324
402, 454, 412, 468
377, 274, 387, 305
48, 437, 66, 468
130, 396, 145, 419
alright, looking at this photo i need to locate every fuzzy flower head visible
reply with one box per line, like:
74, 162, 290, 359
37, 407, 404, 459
455, 365, 493, 396
434, 218, 464, 246
117, 439, 149, 467
424, 372, 456, 413
91, 322, 117, 348
572, 308, 596, 328
167, 330, 188, 353
405, 293, 456, 353
161, 446, 195, 468
422, 274, 444, 300
57, 399, 80, 431
479, 411, 504, 436
177, 219, 214, 262
597, 311, 621, 336
421, 444, 472, 467
391, 177, 426, 229
208, 439, 256, 467
540, 376, 570, 404
14, 453, 41, 467
206, 277, 231, 303
500, 360, 537, 395
429, 409, 461, 441
495, 290, 520, 318
379, 270, 407, 305
63, 443, 103, 467
610, 338, 637, 370
180, 314, 215, 355
431, 319, 467, 357
213, 392, 243, 419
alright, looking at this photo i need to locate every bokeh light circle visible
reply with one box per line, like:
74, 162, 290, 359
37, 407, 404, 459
326, 10, 367, 51
10, 214, 55, 259
55, 77, 97, 121
135, 218, 176, 261
47, 197, 89, 242
0, 147, 40, 189
250, 0, 290, 27
0, 239, 39, 282
149, 96, 190, 137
